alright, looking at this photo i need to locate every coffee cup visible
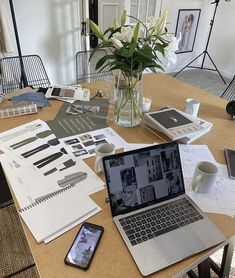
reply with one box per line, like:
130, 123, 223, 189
191, 161, 218, 193
94, 143, 115, 173
184, 98, 200, 117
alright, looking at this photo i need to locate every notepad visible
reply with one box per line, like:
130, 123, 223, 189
19, 184, 98, 243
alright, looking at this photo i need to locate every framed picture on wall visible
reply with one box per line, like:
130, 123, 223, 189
175, 9, 201, 54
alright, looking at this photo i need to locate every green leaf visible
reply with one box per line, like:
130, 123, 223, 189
113, 17, 119, 29
89, 20, 103, 40
154, 43, 165, 56
95, 56, 109, 70
109, 60, 132, 73
115, 42, 136, 58
103, 27, 113, 36
121, 10, 127, 26
133, 22, 141, 43
137, 47, 155, 62
95, 54, 116, 70
148, 63, 164, 72
97, 62, 111, 72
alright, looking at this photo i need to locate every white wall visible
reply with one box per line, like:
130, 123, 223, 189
3, 0, 82, 85
2, 0, 235, 85
163, 0, 235, 78
208, 0, 235, 78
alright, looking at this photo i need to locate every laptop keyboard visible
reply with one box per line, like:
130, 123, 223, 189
119, 198, 204, 246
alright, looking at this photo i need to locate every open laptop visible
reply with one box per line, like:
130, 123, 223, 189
103, 141, 226, 276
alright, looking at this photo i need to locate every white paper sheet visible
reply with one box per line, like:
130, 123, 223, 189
179, 144, 217, 179
184, 162, 235, 217
44, 206, 101, 243
19, 185, 99, 243
124, 143, 155, 151
60, 127, 128, 160
0, 120, 104, 208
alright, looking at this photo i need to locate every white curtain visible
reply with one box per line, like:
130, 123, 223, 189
0, 0, 14, 55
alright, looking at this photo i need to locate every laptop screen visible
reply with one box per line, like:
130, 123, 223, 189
103, 141, 185, 217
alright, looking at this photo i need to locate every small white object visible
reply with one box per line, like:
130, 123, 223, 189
90, 106, 100, 114
0, 92, 5, 103
191, 161, 218, 193
94, 143, 115, 173
184, 98, 200, 117
169, 117, 177, 122
142, 97, 152, 113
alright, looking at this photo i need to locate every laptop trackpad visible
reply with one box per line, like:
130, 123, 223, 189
157, 227, 205, 263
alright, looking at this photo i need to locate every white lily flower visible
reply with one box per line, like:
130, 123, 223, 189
113, 17, 119, 29
90, 9, 179, 78
113, 26, 134, 43
147, 16, 155, 29
164, 34, 181, 66
111, 38, 124, 49
149, 10, 168, 37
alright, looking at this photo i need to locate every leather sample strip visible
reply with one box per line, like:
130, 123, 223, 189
21, 138, 60, 158
10, 130, 53, 149
43, 159, 76, 176
33, 148, 67, 168
57, 172, 87, 187
0, 123, 42, 142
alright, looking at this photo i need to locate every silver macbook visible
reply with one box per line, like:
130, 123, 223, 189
103, 141, 226, 276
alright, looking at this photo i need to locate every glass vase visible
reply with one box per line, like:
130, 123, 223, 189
114, 72, 143, 127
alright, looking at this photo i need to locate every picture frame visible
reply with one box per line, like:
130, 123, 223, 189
175, 9, 201, 54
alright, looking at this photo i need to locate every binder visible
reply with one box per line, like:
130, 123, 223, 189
19, 184, 98, 243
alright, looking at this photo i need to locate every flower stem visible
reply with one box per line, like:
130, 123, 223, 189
115, 72, 142, 126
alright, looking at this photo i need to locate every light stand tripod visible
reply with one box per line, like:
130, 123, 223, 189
174, 0, 226, 84
9, 0, 28, 88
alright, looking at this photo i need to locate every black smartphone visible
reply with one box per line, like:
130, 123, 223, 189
224, 148, 235, 179
64, 222, 104, 270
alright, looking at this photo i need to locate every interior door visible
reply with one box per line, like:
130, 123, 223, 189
124, 0, 162, 25
90, 0, 161, 49
98, 0, 123, 32
98, 0, 161, 30
82, 0, 122, 50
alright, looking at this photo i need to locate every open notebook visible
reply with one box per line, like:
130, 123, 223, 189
19, 184, 98, 243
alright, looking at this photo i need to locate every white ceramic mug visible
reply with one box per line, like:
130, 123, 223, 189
94, 143, 115, 173
184, 98, 200, 117
191, 161, 218, 193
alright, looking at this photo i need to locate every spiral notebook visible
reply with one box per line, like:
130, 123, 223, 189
19, 184, 98, 243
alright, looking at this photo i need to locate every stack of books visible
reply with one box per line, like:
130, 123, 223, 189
144, 107, 213, 144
